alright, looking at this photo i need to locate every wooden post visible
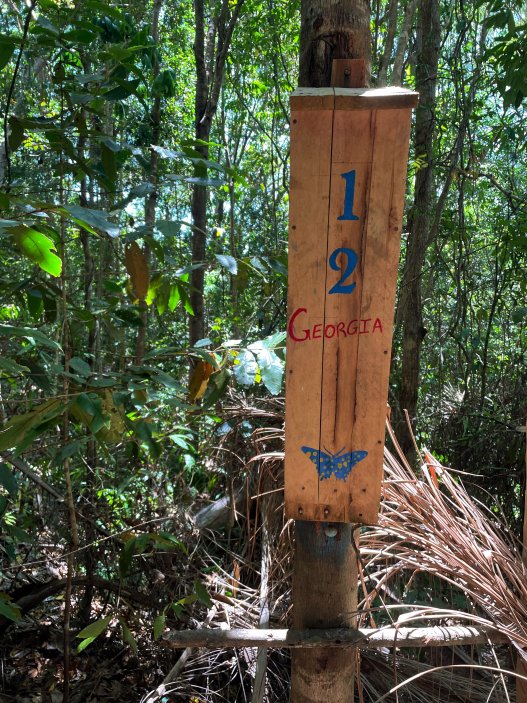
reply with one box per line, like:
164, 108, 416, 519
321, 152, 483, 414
286, 68, 417, 702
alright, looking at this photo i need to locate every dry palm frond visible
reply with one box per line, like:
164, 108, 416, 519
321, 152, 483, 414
360, 423, 527, 657
144, 400, 524, 702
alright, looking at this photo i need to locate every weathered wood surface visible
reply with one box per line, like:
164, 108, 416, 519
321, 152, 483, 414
285, 87, 416, 524
160, 625, 507, 650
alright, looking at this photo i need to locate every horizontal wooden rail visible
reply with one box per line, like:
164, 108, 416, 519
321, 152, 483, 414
160, 625, 508, 650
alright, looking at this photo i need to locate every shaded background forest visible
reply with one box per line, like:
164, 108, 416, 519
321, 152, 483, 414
0, 0, 526, 700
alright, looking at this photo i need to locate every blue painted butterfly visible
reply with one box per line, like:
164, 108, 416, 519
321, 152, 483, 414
301, 446, 368, 480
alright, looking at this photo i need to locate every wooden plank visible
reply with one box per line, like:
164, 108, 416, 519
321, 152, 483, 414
348, 108, 413, 524
317, 111, 374, 521
284, 104, 334, 521
290, 87, 418, 111
160, 626, 508, 650
285, 93, 414, 523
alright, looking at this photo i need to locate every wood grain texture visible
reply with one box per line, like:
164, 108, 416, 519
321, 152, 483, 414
290, 87, 418, 111
285, 92, 414, 523
284, 106, 333, 520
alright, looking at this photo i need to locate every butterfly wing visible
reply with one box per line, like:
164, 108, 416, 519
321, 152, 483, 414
301, 446, 333, 479
332, 450, 368, 480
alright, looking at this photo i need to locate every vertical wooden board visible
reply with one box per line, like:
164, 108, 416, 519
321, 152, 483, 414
317, 111, 375, 519
284, 107, 334, 521
348, 108, 413, 523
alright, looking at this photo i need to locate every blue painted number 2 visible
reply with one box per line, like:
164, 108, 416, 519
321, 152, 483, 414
328, 247, 358, 295
328, 169, 360, 294
338, 170, 359, 221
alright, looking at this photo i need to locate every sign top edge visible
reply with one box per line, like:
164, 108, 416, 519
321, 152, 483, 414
290, 87, 419, 110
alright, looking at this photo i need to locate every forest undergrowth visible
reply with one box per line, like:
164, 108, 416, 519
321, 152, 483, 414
1, 394, 525, 702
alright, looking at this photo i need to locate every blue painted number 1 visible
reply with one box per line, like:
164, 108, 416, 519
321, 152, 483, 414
338, 170, 359, 221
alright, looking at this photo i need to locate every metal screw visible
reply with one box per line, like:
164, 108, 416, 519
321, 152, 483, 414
298, 507, 304, 516
324, 525, 338, 538
323, 507, 329, 517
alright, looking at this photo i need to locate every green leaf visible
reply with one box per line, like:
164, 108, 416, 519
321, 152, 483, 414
76, 615, 112, 651
153, 613, 166, 640
194, 579, 213, 608
103, 79, 140, 101
0, 357, 30, 376
0, 596, 21, 622
0, 463, 18, 498
13, 225, 62, 277
0, 35, 17, 71
69, 357, 92, 378
119, 537, 136, 577
119, 617, 138, 653
248, 341, 285, 395
215, 254, 237, 275
0, 399, 63, 452
233, 349, 257, 386
512, 307, 527, 324
0, 324, 61, 350
8, 116, 24, 152
64, 205, 120, 238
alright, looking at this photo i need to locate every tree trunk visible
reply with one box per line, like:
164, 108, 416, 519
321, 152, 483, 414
190, 0, 245, 346
299, 0, 371, 87
291, 4, 371, 702
395, 0, 440, 455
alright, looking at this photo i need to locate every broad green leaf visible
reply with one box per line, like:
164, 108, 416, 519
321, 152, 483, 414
69, 357, 92, 378
153, 613, 166, 640
194, 579, 213, 608
0, 35, 16, 71
248, 342, 284, 395
512, 307, 527, 324
12, 225, 62, 277
233, 349, 257, 386
0, 596, 21, 622
119, 536, 136, 577
119, 617, 138, 653
261, 331, 286, 350
0, 463, 17, 498
8, 116, 24, 152
77, 615, 112, 640
0, 324, 61, 350
168, 284, 180, 311
215, 254, 238, 275
0, 399, 63, 452
0, 357, 30, 376
64, 205, 120, 238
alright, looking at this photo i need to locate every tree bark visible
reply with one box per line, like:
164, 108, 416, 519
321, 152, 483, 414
299, 0, 371, 87
396, 0, 440, 455
190, 0, 245, 346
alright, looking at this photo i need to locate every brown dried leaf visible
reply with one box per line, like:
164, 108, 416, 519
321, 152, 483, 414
124, 242, 149, 301
188, 361, 214, 402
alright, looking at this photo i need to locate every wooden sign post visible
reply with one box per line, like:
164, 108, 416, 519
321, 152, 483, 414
285, 87, 418, 524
